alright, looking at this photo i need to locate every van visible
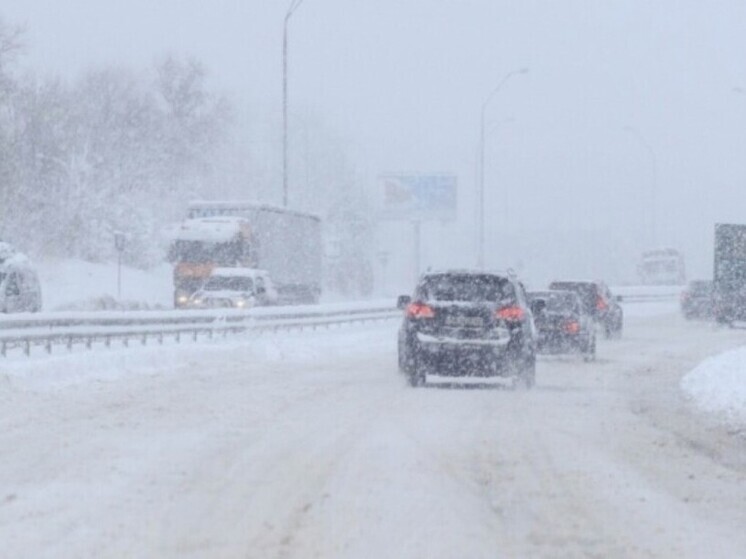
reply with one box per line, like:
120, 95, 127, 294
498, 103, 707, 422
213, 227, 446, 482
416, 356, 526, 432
0, 263, 42, 313
185, 268, 278, 309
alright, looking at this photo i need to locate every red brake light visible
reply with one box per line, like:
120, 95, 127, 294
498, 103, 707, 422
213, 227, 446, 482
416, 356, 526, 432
596, 296, 608, 311
563, 320, 580, 334
406, 302, 435, 319
496, 306, 525, 322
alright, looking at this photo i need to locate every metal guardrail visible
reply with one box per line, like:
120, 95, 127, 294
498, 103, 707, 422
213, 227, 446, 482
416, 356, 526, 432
613, 285, 683, 303
0, 287, 682, 357
0, 304, 401, 357
619, 293, 680, 303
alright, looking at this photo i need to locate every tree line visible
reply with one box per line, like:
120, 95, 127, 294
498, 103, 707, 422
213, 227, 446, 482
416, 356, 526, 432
0, 17, 374, 295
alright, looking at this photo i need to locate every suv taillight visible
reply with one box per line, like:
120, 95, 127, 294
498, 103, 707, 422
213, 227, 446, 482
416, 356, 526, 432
406, 302, 435, 319
563, 320, 580, 334
496, 306, 525, 322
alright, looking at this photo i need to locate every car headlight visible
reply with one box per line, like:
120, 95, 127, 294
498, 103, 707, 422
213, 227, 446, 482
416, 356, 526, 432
177, 294, 189, 304
235, 298, 247, 308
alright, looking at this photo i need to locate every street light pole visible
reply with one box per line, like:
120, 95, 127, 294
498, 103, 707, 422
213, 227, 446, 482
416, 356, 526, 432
283, 0, 305, 208
477, 67, 528, 269
623, 126, 657, 246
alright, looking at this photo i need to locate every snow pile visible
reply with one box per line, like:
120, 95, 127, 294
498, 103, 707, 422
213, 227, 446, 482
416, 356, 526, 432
681, 347, 746, 427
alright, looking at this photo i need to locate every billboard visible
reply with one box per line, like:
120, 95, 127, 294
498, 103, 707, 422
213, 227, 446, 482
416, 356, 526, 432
378, 174, 457, 221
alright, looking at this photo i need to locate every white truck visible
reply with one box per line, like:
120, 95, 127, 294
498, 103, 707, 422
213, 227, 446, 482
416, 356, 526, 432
169, 201, 322, 307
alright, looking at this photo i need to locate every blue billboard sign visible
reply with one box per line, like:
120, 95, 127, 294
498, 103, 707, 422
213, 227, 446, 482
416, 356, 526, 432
378, 174, 457, 221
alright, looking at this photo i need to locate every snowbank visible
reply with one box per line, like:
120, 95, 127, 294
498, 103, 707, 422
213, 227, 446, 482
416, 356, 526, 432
35, 259, 173, 311
681, 347, 746, 427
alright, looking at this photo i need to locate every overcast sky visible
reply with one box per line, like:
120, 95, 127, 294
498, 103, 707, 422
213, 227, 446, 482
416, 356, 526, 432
3, 0, 746, 281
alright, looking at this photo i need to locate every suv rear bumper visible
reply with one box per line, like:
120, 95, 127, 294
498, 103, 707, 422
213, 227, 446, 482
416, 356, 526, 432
409, 338, 520, 377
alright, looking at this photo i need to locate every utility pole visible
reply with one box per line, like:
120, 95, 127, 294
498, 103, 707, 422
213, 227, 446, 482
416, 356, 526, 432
283, 0, 305, 208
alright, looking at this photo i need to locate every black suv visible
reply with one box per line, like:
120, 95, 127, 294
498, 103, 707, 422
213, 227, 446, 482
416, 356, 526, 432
397, 271, 537, 388
547, 280, 623, 338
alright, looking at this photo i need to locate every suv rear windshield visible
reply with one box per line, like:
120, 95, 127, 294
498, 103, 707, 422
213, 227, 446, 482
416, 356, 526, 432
417, 274, 514, 303
530, 291, 580, 313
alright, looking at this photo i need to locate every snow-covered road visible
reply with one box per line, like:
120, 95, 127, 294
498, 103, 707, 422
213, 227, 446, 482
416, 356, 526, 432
1, 306, 746, 558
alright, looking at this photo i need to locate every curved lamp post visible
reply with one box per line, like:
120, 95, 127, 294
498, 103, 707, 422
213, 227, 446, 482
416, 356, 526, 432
477, 68, 528, 269
283, 0, 305, 207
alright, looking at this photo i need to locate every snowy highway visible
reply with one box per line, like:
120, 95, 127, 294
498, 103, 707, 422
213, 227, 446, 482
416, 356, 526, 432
2, 304, 746, 558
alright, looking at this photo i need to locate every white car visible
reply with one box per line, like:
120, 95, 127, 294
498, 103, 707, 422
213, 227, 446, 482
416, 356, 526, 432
188, 268, 278, 309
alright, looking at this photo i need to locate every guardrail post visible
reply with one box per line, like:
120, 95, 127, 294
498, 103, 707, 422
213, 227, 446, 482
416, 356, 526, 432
67, 336, 73, 351
123, 337, 129, 348
141, 334, 147, 346
86, 337, 92, 350
192, 330, 198, 342
1, 341, 5, 357
105, 336, 111, 348
158, 333, 163, 345
176, 332, 181, 344
45, 339, 52, 354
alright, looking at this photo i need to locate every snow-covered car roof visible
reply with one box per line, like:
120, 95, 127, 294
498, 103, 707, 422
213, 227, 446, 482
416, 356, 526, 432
209, 267, 269, 278
172, 217, 246, 242
419, 269, 518, 280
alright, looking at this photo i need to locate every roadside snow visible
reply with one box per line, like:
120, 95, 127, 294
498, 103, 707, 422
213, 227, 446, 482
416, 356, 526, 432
681, 346, 746, 427
36, 259, 172, 311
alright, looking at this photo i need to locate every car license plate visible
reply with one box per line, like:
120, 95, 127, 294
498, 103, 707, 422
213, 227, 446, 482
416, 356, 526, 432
445, 315, 484, 328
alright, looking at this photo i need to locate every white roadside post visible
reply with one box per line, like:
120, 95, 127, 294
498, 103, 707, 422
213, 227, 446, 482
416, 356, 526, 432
114, 231, 125, 301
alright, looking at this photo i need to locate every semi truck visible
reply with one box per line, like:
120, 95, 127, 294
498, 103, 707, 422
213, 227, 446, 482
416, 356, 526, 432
169, 201, 322, 308
713, 223, 746, 325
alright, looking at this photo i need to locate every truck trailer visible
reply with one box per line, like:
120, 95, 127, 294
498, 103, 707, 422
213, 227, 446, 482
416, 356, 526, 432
713, 223, 746, 325
169, 201, 322, 308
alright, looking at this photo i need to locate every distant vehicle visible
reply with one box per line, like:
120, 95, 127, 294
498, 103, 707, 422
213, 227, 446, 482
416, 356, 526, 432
187, 268, 278, 309
637, 248, 686, 285
397, 270, 537, 388
0, 250, 42, 313
169, 201, 322, 308
528, 290, 596, 361
547, 280, 623, 338
680, 280, 713, 320
713, 223, 746, 325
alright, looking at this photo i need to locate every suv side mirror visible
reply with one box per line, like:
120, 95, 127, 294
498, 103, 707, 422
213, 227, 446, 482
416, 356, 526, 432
615, 295, 623, 302
257, 286, 266, 295
397, 295, 411, 310
530, 299, 546, 315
